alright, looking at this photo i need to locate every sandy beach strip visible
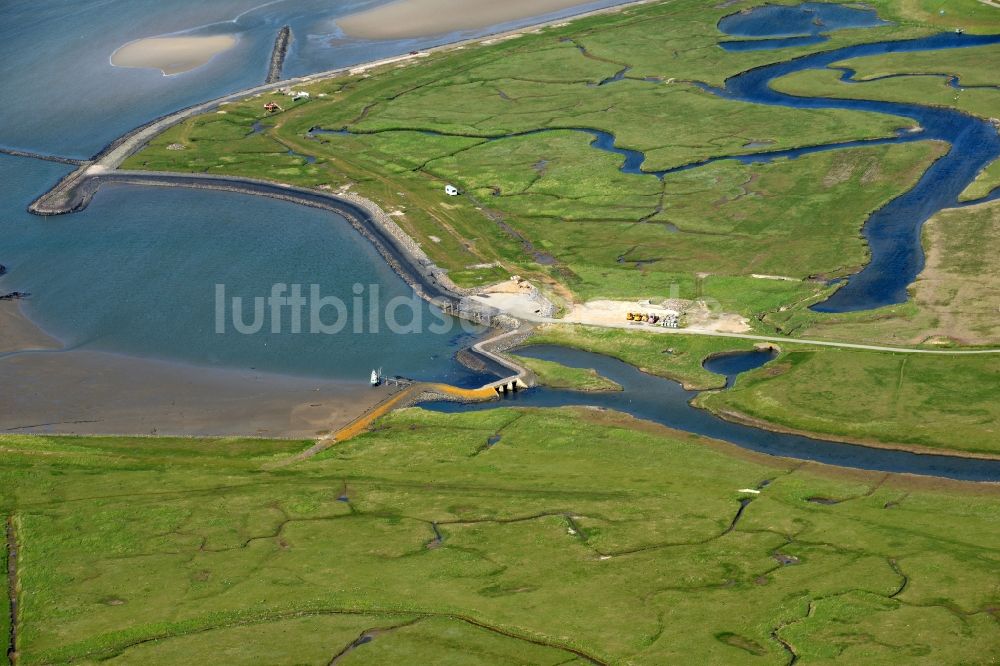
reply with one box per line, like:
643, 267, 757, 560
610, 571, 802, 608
0, 349, 394, 439
111, 35, 237, 75
338, 0, 629, 40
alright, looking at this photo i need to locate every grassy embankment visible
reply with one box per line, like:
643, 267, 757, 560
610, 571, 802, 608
963, 158, 1000, 202
1, 413, 998, 664
771, 43, 1000, 200
123, 0, 954, 322
698, 346, 1000, 457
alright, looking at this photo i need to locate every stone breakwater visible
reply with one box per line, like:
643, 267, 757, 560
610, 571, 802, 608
335, 190, 472, 299
0, 148, 86, 166
265, 26, 292, 84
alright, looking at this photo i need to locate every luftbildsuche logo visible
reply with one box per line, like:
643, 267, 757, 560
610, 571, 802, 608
214, 283, 484, 335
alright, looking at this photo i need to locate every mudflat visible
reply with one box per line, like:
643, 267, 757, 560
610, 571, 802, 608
111, 35, 237, 75
0, 301, 60, 354
0, 349, 393, 438
337, 0, 623, 39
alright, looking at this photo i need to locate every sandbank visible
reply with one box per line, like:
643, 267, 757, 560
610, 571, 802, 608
337, 0, 625, 40
111, 35, 237, 75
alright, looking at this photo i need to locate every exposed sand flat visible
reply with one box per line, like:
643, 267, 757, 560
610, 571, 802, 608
338, 0, 619, 39
0, 350, 392, 438
111, 35, 237, 75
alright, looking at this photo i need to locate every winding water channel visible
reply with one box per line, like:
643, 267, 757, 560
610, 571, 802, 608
718, 31, 1000, 311
416, 15, 1000, 481
249, 17, 1000, 481
427, 346, 1000, 483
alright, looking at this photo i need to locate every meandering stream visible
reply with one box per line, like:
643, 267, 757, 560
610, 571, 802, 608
717, 31, 1000, 311
425, 345, 1000, 483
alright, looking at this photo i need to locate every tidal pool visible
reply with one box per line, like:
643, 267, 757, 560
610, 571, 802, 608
718, 2, 889, 50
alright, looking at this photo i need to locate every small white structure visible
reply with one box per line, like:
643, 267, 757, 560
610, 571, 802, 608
660, 310, 681, 329
445, 184, 460, 196
370, 369, 381, 386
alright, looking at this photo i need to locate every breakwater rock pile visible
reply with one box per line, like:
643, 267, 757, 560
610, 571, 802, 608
265, 26, 292, 84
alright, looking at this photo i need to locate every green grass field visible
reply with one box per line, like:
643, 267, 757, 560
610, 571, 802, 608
830, 44, 1000, 87
1, 411, 998, 664
962, 158, 1000, 202
697, 348, 1000, 456
769, 33, 1000, 132
510, 353, 622, 392
527, 323, 759, 390
2, 525, 9, 666
772, 67, 1000, 123
522, 324, 1000, 456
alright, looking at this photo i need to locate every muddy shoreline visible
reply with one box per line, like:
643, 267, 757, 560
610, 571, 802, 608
0, 301, 60, 354
0, 348, 395, 439
0, 290, 414, 439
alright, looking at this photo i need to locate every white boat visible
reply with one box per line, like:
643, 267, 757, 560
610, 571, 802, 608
370, 369, 380, 386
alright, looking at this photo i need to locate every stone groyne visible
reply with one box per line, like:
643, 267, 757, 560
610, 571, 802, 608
0, 148, 85, 166
265, 26, 292, 84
